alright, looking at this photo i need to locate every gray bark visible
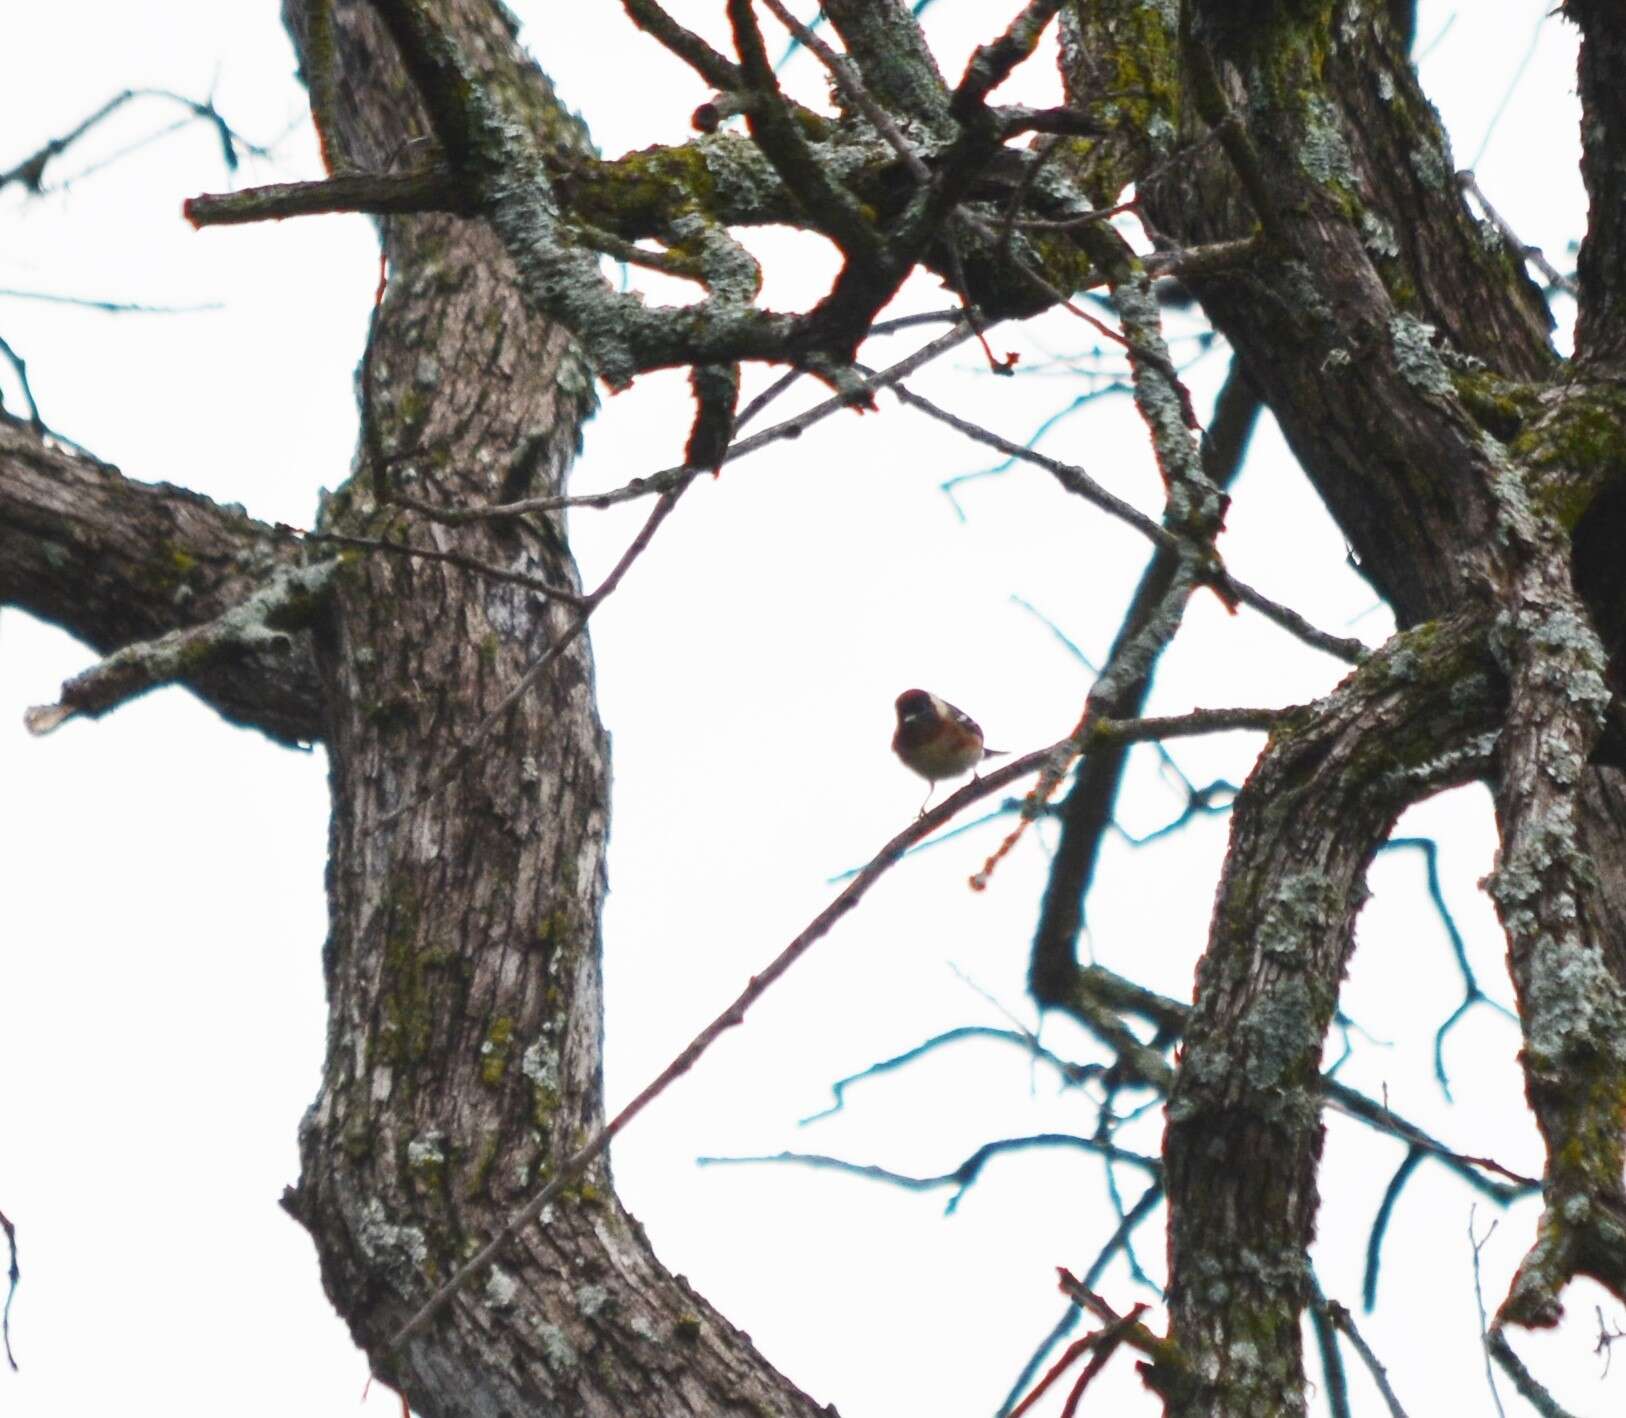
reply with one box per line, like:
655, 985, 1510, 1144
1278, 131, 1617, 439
5, 3, 1624, 1416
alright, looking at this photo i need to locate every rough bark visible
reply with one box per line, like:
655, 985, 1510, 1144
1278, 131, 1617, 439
1047, 3, 1626, 1412
1570, 0, 1626, 369
274, 3, 826, 1415
8, 3, 1626, 1415
0, 418, 323, 744
1160, 615, 1502, 1412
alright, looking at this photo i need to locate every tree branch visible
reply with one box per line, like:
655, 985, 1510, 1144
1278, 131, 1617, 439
1160, 613, 1504, 1412
1030, 357, 1260, 1002
184, 168, 473, 227
1568, 0, 1626, 366
25, 558, 337, 736
0, 417, 325, 744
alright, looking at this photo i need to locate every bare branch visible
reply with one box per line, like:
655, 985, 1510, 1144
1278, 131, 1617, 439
892, 379, 1367, 663
1379, 837, 1516, 1097
1224, 581, 1370, 663
698, 1133, 1159, 1213
25, 559, 338, 736
618, 0, 743, 92
953, 0, 1067, 118
997, 1185, 1164, 1417
384, 740, 1071, 1352
392, 321, 980, 524
1055, 1271, 1183, 1376
384, 705, 1304, 1354
0, 336, 43, 429
726, 0, 882, 263
758, 0, 928, 181
1310, 1284, 1353, 1418
1006, 1301, 1148, 1418
0, 288, 222, 315
185, 169, 473, 227
1457, 171, 1577, 297
298, 530, 587, 606
1, 422, 326, 743
1363, 1148, 1426, 1309
1, 88, 266, 195
1325, 1301, 1412, 1418
799, 1025, 1099, 1126
1471, 1211, 1510, 1418
1487, 1328, 1581, 1418
0, 1207, 16, 1371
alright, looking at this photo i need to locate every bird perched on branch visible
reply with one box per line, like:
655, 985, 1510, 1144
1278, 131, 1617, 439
892, 689, 1005, 814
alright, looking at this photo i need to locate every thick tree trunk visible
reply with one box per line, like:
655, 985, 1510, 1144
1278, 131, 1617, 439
271, 3, 825, 1415
8, 4, 1625, 1414
1049, 4, 1626, 1411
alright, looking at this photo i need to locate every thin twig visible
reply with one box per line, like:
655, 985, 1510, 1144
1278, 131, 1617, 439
1363, 1147, 1424, 1310
894, 380, 1367, 664
296, 530, 587, 606
1059, 966, 1537, 1202
8, 89, 270, 197
1380, 837, 1516, 1098
378, 483, 685, 826
1326, 1301, 1411, 1417
893, 378, 1171, 543
387, 737, 1098, 1353
2, 88, 265, 193
1310, 1278, 1353, 1418
1594, 1306, 1625, 1377
392, 322, 977, 525
1007, 1303, 1147, 1418
618, 0, 744, 92
1471, 1210, 1510, 1418
0, 1207, 16, 1370
1058, 1317, 1137, 1418
0, 334, 43, 428
1, 91, 131, 190
1054, 1270, 1180, 1371
697, 1133, 1160, 1213
1223, 579, 1369, 663
1013, 199, 1139, 231
1487, 1328, 1579, 1418
1326, 1087, 1535, 1198
758, 0, 927, 181
799, 1024, 1098, 1125
1457, 170, 1578, 297
0, 287, 223, 315
732, 367, 804, 432
375, 325, 986, 823
1007, 1334, 1105, 1418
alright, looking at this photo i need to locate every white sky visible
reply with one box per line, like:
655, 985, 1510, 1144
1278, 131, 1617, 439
0, 3, 1615, 1416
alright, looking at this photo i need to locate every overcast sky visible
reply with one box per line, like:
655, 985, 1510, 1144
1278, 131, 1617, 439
1, 4, 1614, 1415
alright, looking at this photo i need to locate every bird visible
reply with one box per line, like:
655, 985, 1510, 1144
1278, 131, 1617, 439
892, 689, 1006, 814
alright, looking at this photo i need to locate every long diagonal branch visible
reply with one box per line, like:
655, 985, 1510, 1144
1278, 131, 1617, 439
383, 703, 1290, 1353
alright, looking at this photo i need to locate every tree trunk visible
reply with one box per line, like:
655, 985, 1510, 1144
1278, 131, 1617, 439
7, 3, 1626, 1414
272, 3, 826, 1414
1068, 3, 1626, 1411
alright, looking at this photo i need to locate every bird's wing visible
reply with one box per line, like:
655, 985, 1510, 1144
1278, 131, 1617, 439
943, 699, 984, 738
